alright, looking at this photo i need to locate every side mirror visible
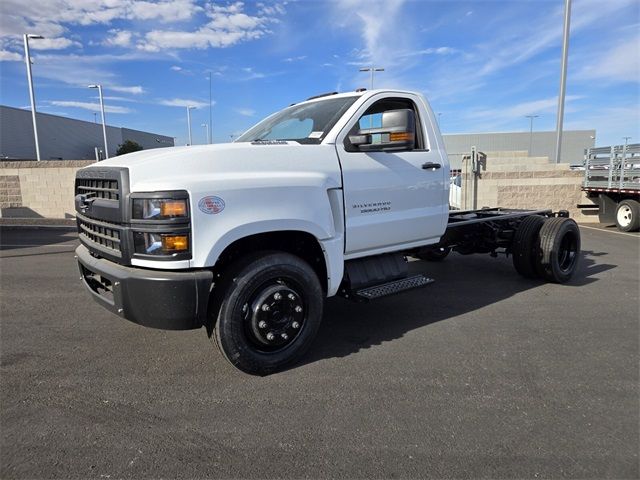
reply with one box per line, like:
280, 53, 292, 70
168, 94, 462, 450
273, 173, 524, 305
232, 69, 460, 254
347, 109, 416, 152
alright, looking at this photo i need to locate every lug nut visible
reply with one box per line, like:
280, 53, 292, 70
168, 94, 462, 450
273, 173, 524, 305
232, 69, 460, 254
288, 293, 295, 300
295, 306, 303, 313
266, 332, 275, 341
261, 304, 270, 312
292, 321, 300, 329
274, 292, 282, 300
281, 333, 288, 340
258, 320, 267, 329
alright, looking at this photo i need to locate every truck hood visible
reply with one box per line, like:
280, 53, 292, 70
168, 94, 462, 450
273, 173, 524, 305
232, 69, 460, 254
82, 142, 341, 191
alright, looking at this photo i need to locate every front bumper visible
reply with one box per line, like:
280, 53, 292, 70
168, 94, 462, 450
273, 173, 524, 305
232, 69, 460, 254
76, 245, 212, 330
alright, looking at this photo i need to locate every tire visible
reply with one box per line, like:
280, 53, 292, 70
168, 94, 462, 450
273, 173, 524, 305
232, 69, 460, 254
416, 246, 451, 262
210, 252, 323, 375
615, 199, 640, 232
512, 215, 546, 279
535, 217, 581, 283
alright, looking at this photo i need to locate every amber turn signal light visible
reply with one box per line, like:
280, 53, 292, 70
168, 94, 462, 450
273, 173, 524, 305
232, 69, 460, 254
161, 235, 189, 252
160, 200, 187, 217
389, 132, 413, 142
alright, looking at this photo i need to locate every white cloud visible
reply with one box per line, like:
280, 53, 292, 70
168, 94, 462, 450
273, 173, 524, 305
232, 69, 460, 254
49, 100, 132, 114
29, 37, 81, 50
137, 2, 284, 52
334, 0, 406, 66
170, 65, 182, 71
0, 50, 22, 61
283, 55, 306, 62
159, 98, 208, 108
109, 85, 145, 94
401, 47, 458, 58
104, 30, 133, 48
235, 108, 256, 117
577, 34, 640, 83
470, 95, 583, 119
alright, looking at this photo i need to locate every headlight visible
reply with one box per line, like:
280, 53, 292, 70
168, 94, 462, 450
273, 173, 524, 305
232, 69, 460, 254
134, 232, 189, 255
132, 198, 188, 220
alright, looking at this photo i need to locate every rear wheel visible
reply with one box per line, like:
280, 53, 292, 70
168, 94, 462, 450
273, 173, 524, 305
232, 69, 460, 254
512, 215, 546, 279
210, 252, 323, 375
615, 199, 640, 232
535, 217, 581, 283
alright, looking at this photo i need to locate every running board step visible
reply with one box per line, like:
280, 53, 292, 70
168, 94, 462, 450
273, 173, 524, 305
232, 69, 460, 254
354, 274, 434, 301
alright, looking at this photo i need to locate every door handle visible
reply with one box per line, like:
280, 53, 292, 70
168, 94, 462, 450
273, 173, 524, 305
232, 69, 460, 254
422, 162, 441, 170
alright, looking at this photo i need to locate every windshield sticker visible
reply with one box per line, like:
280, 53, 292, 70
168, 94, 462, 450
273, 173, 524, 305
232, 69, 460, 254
308, 131, 323, 139
199, 196, 225, 214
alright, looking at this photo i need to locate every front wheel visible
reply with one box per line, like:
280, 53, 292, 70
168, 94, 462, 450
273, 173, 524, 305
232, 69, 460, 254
210, 252, 323, 375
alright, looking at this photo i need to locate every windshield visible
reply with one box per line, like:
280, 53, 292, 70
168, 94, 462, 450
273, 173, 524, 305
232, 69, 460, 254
236, 96, 359, 144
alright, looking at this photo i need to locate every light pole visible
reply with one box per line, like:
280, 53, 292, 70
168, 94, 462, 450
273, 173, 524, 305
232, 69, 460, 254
186, 106, 196, 145
201, 123, 209, 144
93, 112, 97, 123
526, 115, 539, 156
622, 136, 631, 148
207, 71, 213, 144
88, 84, 108, 159
554, 0, 572, 164
437, 112, 442, 127
23, 34, 44, 161
359, 66, 385, 90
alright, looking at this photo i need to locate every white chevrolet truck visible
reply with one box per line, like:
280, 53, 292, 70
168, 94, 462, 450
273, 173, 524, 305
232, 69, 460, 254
75, 89, 581, 375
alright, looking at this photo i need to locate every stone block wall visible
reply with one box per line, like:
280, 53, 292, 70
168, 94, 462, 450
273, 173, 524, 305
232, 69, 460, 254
460, 151, 598, 223
0, 160, 95, 219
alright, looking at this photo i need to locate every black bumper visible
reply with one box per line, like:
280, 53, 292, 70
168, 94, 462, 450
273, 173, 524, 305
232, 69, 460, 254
76, 245, 212, 330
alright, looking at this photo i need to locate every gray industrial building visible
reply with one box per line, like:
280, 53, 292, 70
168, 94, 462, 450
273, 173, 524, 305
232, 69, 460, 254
0, 105, 174, 160
443, 130, 595, 169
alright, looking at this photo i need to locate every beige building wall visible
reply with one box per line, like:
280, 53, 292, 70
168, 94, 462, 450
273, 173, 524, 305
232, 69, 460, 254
460, 151, 599, 223
0, 160, 95, 219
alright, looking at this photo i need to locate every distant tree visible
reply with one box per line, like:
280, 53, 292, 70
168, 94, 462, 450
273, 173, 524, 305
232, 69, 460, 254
116, 140, 143, 156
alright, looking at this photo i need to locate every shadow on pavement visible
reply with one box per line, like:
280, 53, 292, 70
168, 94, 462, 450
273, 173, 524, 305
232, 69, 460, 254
0, 228, 77, 252
298, 250, 614, 368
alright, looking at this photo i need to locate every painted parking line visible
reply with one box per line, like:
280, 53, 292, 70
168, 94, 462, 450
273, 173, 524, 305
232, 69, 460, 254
579, 225, 640, 238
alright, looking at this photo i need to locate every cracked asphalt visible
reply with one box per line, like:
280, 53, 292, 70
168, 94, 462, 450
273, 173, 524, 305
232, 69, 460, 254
1, 225, 638, 479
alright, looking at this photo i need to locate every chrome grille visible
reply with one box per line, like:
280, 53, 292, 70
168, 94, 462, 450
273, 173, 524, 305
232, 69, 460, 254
75, 178, 120, 200
78, 217, 122, 257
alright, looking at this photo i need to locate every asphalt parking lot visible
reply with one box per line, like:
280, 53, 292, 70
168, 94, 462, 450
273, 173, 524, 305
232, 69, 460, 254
1, 225, 638, 479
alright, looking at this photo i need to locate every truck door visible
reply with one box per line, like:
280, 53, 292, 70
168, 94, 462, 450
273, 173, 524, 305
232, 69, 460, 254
336, 94, 448, 255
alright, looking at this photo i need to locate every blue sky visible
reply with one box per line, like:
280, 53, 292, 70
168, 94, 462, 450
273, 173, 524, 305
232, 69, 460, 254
0, 0, 638, 147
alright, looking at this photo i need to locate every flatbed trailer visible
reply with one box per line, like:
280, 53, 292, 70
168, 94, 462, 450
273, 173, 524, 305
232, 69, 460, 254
580, 143, 640, 231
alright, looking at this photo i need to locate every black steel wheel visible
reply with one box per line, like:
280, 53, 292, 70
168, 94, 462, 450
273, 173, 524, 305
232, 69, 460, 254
512, 215, 546, 279
210, 252, 323, 375
416, 246, 451, 262
535, 217, 581, 283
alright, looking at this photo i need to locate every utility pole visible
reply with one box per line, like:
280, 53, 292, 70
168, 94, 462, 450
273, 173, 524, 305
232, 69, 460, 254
359, 66, 385, 89
201, 123, 209, 144
622, 136, 631, 148
186, 106, 196, 145
88, 84, 109, 159
23, 34, 44, 161
554, 0, 572, 164
526, 115, 539, 156
208, 71, 213, 144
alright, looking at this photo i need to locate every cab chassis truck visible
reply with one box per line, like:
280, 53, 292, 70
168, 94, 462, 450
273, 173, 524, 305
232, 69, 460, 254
74, 89, 581, 375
